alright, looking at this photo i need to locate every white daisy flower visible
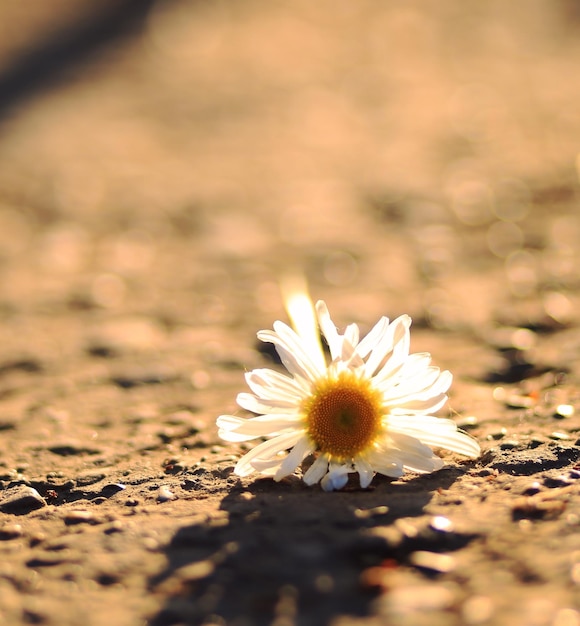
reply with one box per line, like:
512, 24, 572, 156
217, 298, 480, 491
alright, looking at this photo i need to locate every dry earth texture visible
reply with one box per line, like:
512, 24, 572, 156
1, 2, 580, 625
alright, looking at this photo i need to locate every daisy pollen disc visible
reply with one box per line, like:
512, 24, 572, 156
305, 372, 382, 461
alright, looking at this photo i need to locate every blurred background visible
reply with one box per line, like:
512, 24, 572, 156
0, 0, 579, 348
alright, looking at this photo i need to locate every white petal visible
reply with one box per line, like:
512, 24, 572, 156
387, 393, 449, 415
234, 431, 304, 477
397, 352, 433, 376
250, 458, 283, 476
417, 431, 480, 458
245, 369, 305, 403
366, 450, 404, 477
389, 431, 435, 457
386, 414, 459, 433
382, 366, 442, 401
402, 452, 444, 474
274, 320, 326, 378
363, 317, 400, 377
369, 315, 412, 382
274, 436, 314, 481
380, 369, 452, 408
237, 392, 298, 414
320, 462, 350, 491
258, 322, 323, 382
374, 462, 404, 478
430, 369, 453, 395
343, 323, 360, 352
388, 431, 445, 473
354, 457, 374, 488
303, 455, 329, 485
316, 300, 342, 360
355, 316, 389, 359
217, 413, 301, 442
388, 415, 480, 458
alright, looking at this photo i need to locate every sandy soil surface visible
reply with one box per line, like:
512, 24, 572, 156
1, 2, 580, 625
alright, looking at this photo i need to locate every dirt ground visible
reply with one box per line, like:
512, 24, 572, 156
1, 2, 580, 625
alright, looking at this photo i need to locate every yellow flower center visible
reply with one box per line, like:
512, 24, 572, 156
303, 371, 383, 461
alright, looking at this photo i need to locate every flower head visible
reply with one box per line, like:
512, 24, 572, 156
217, 299, 480, 491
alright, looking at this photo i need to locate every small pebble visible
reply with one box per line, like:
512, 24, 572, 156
429, 516, 454, 533
456, 416, 479, 429
181, 478, 202, 490
409, 551, 456, 574
75, 472, 106, 487
104, 520, 123, 534
157, 486, 176, 502
64, 510, 96, 525
522, 481, 542, 495
487, 428, 507, 441
143, 537, 160, 551
543, 475, 573, 488
550, 431, 570, 441
0, 486, 46, 514
0, 523, 23, 540
499, 440, 519, 450
101, 483, 126, 496
354, 506, 389, 519
505, 394, 535, 409
528, 437, 545, 448
554, 404, 574, 419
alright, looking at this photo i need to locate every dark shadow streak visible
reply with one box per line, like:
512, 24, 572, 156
0, 0, 159, 123
148, 466, 478, 626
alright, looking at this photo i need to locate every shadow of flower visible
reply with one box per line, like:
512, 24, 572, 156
148, 466, 476, 626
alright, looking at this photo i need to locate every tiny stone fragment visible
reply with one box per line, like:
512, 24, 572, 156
554, 404, 574, 419
354, 506, 389, 519
512, 496, 567, 520
101, 483, 126, 496
0, 486, 46, 514
550, 431, 570, 441
488, 428, 507, 441
429, 516, 454, 533
409, 551, 456, 574
522, 481, 542, 495
499, 440, 519, 450
157, 485, 176, 502
64, 510, 97, 525
456, 415, 479, 429
0, 523, 23, 540
75, 472, 106, 487
505, 393, 535, 409
528, 437, 545, 448
104, 520, 124, 534
543, 475, 573, 488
